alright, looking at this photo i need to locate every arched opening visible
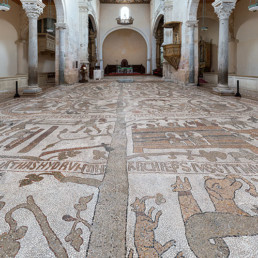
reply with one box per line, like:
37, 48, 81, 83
103, 29, 147, 75
234, 0, 258, 77
37, 0, 57, 87
197, 0, 219, 77
192, 0, 258, 96
88, 15, 98, 79
153, 14, 164, 76
0, 0, 66, 94
0, 0, 28, 93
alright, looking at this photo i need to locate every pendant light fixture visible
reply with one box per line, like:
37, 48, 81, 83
0, 0, 10, 11
46, 0, 54, 33
248, 0, 258, 11
201, 0, 208, 31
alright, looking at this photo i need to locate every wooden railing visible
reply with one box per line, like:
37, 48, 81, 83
163, 44, 181, 70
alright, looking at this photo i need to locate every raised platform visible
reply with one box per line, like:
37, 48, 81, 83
117, 78, 134, 83
105, 72, 142, 76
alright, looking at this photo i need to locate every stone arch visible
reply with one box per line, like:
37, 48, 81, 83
188, 0, 201, 20
53, 0, 66, 23
89, 14, 97, 32
152, 14, 164, 71
100, 26, 151, 61
101, 28, 148, 73
153, 13, 164, 35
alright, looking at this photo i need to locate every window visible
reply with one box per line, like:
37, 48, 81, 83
121, 6, 129, 20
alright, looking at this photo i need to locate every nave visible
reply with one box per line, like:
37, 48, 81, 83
0, 78, 258, 257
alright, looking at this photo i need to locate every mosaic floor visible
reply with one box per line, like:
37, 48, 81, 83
0, 79, 258, 258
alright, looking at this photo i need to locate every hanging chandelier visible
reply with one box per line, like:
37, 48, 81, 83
116, 17, 134, 25
0, 0, 10, 12
46, 0, 54, 33
248, 0, 258, 11
116, 6, 134, 25
201, 0, 208, 31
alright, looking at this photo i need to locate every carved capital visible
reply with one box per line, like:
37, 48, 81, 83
212, 0, 236, 20
78, 0, 89, 13
20, 0, 45, 19
186, 20, 198, 28
79, 5, 88, 12
55, 23, 67, 30
15, 39, 27, 45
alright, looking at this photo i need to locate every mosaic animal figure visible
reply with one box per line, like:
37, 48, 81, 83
172, 176, 258, 258
130, 197, 175, 257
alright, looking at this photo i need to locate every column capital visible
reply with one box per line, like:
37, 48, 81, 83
164, 0, 173, 8
20, 0, 45, 19
79, 6, 88, 12
15, 39, 27, 45
212, 0, 236, 20
55, 23, 67, 30
186, 20, 199, 27
78, 0, 89, 12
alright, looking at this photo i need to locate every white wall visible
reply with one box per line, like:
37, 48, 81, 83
62, 0, 80, 83
198, 17, 219, 73
0, 0, 25, 77
99, 3, 151, 67
39, 55, 55, 73
0, 19, 18, 77
235, 0, 258, 77
103, 29, 147, 69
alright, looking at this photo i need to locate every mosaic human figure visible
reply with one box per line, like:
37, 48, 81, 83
172, 176, 258, 257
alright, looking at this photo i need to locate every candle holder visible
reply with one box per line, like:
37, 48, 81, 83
79, 64, 88, 83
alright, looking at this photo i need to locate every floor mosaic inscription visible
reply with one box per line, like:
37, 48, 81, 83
0, 79, 257, 257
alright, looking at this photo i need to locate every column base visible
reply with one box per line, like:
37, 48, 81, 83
23, 85, 42, 95
186, 83, 196, 86
212, 85, 234, 96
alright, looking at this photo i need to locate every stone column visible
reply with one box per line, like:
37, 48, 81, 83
21, 0, 45, 94
147, 59, 151, 74
100, 59, 104, 70
156, 38, 162, 69
162, 0, 173, 80
186, 20, 198, 85
56, 23, 67, 85
89, 31, 97, 67
152, 36, 157, 71
79, 3, 89, 67
15, 39, 27, 75
212, 0, 236, 94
